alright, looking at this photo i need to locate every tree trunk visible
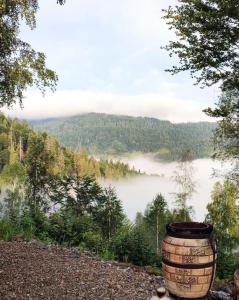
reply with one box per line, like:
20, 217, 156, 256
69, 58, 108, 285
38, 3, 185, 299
156, 215, 159, 254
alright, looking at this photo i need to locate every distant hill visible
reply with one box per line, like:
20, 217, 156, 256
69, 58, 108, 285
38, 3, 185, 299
33, 113, 217, 160
0, 112, 138, 180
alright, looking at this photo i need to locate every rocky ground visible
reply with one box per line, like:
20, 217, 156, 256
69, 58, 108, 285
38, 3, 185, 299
0, 240, 234, 300
0, 240, 163, 300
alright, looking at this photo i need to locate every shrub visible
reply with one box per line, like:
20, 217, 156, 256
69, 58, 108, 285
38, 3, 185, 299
111, 228, 158, 266
0, 219, 16, 240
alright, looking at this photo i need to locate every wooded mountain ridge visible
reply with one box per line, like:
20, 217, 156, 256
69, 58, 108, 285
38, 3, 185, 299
0, 113, 138, 181
33, 113, 217, 160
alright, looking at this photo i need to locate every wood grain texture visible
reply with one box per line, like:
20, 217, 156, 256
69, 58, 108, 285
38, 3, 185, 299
162, 236, 215, 299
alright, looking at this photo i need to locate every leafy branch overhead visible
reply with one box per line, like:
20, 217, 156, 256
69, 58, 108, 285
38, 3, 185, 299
0, 0, 65, 108
163, 0, 239, 91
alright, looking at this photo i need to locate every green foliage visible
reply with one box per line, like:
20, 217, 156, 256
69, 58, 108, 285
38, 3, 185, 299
48, 210, 95, 247
33, 113, 216, 161
170, 208, 192, 223
81, 231, 104, 254
2, 186, 26, 222
205, 90, 239, 181
216, 247, 239, 280
1, 110, 236, 280
144, 194, 170, 254
0, 219, 17, 241
206, 181, 239, 246
0, 162, 26, 187
206, 180, 239, 279
0, 0, 62, 107
111, 227, 158, 266
25, 133, 56, 216
0, 113, 139, 265
163, 1, 239, 182
0, 113, 137, 184
109, 193, 172, 267
19, 215, 36, 239
0, 174, 126, 252
0, 113, 140, 266
48, 177, 125, 247
51, 176, 104, 216
163, 0, 239, 91
93, 186, 125, 241
0, 215, 36, 241
171, 152, 196, 221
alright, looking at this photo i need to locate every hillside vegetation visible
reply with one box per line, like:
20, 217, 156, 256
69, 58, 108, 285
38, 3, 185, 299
33, 113, 216, 160
0, 113, 138, 181
0, 112, 238, 281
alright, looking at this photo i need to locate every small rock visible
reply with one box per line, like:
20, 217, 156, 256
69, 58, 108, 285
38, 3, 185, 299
210, 290, 231, 300
220, 287, 232, 295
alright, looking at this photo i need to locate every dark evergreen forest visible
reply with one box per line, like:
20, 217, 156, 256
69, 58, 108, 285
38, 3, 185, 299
33, 113, 216, 160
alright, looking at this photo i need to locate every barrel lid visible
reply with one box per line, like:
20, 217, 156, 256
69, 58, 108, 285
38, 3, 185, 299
166, 222, 213, 239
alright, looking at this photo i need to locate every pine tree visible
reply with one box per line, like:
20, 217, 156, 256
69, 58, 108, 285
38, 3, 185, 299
94, 186, 124, 241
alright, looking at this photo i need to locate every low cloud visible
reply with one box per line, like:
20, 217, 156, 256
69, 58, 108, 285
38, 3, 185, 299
2, 90, 215, 123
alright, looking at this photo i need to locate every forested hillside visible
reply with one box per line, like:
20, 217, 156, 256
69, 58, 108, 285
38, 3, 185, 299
0, 113, 138, 181
33, 113, 216, 160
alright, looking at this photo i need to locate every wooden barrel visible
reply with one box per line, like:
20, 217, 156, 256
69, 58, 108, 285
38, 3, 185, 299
234, 270, 239, 300
162, 222, 216, 299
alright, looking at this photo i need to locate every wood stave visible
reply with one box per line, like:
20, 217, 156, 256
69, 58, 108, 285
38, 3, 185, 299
162, 236, 215, 299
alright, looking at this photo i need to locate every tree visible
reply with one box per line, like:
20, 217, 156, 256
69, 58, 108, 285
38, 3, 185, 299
2, 185, 26, 223
206, 180, 239, 279
172, 150, 196, 221
163, 1, 239, 91
144, 194, 169, 254
50, 176, 103, 217
0, 0, 65, 107
93, 186, 124, 241
163, 1, 239, 173
205, 90, 239, 181
25, 133, 55, 215
111, 227, 157, 266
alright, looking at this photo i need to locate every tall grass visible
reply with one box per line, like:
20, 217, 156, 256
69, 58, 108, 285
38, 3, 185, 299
0, 218, 35, 241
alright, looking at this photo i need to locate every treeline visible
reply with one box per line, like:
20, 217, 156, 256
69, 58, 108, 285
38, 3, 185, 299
0, 161, 193, 269
0, 113, 138, 182
33, 113, 216, 160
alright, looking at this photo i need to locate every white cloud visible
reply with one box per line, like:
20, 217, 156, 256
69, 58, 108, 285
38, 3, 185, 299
10, 0, 218, 123
2, 90, 215, 123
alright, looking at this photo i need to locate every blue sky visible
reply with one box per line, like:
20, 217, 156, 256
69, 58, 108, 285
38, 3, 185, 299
4, 0, 219, 122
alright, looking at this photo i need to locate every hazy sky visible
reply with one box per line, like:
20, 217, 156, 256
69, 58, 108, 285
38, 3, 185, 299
3, 0, 219, 122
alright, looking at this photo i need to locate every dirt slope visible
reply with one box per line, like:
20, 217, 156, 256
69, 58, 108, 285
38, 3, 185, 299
0, 240, 161, 300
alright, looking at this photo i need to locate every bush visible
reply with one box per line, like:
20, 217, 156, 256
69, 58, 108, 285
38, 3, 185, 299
82, 231, 103, 254
20, 215, 36, 239
48, 211, 94, 246
111, 228, 158, 266
216, 247, 239, 280
0, 219, 16, 240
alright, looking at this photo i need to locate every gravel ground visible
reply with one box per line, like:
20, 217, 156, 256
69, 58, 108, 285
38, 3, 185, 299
0, 240, 163, 300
